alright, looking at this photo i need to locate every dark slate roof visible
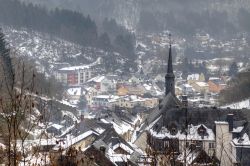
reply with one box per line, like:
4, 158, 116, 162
140, 93, 182, 131
84, 144, 116, 166
139, 90, 250, 137
113, 110, 137, 125
151, 106, 250, 137
62, 119, 111, 137
97, 127, 134, 150
159, 92, 182, 110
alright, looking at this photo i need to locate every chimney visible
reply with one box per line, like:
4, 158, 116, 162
227, 114, 234, 132
100, 145, 106, 154
181, 95, 188, 107
80, 114, 84, 122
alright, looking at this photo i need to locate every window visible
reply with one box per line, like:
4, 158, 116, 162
186, 142, 189, 147
209, 142, 215, 149
197, 141, 203, 148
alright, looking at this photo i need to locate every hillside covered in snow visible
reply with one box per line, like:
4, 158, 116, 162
2, 26, 130, 75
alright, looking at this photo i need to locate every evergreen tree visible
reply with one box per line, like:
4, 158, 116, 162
98, 33, 112, 51
78, 95, 87, 110
228, 62, 238, 76
0, 30, 14, 87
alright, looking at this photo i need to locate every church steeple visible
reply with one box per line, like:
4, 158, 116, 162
165, 34, 175, 95
167, 37, 173, 74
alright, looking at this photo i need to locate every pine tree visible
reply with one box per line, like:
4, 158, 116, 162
0, 29, 14, 88
228, 62, 238, 77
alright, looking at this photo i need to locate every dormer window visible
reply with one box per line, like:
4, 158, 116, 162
169, 123, 178, 135
198, 125, 207, 137
170, 127, 177, 135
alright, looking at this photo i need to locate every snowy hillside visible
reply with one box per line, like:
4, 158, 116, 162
221, 98, 250, 109
2, 26, 124, 75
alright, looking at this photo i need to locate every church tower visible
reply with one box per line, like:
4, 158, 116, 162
165, 34, 175, 95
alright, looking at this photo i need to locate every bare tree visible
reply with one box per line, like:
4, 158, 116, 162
0, 29, 45, 165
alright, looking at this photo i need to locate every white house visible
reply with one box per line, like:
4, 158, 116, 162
88, 75, 116, 93
91, 95, 120, 110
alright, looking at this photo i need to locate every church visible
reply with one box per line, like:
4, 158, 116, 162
133, 37, 250, 166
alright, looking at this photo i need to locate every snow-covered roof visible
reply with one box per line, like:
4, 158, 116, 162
149, 124, 215, 141
61, 110, 79, 123
111, 120, 133, 135
143, 84, 152, 91
67, 87, 82, 96
61, 130, 98, 149
49, 124, 64, 130
215, 121, 228, 125
93, 95, 120, 103
100, 118, 133, 135
88, 75, 106, 82
182, 84, 193, 88
59, 65, 90, 71
112, 142, 134, 154
209, 77, 220, 80
233, 126, 244, 133
195, 81, 208, 87
232, 133, 250, 146
58, 100, 77, 108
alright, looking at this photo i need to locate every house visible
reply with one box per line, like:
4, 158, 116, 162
147, 123, 216, 156
144, 98, 159, 108
88, 75, 116, 93
180, 83, 194, 95
192, 81, 209, 94
187, 73, 205, 84
65, 86, 85, 101
143, 83, 163, 97
117, 84, 146, 96
87, 128, 142, 166
154, 74, 165, 82
215, 114, 250, 166
117, 86, 129, 96
117, 95, 158, 109
91, 95, 119, 110
208, 77, 226, 93
95, 110, 141, 142
84, 144, 116, 166
46, 124, 64, 136
129, 75, 142, 84
118, 95, 146, 109
85, 87, 98, 106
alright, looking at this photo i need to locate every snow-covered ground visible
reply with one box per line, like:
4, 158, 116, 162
221, 98, 250, 109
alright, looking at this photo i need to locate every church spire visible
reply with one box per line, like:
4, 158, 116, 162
165, 33, 175, 95
167, 34, 173, 74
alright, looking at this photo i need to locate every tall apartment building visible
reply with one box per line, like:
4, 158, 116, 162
56, 65, 92, 86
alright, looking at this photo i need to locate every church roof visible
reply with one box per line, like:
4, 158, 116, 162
139, 93, 182, 132
159, 92, 182, 110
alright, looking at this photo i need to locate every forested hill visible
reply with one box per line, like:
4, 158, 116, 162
20, 0, 250, 38
219, 70, 250, 105
0, 0, 97, 46
0, 0, 137, 71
